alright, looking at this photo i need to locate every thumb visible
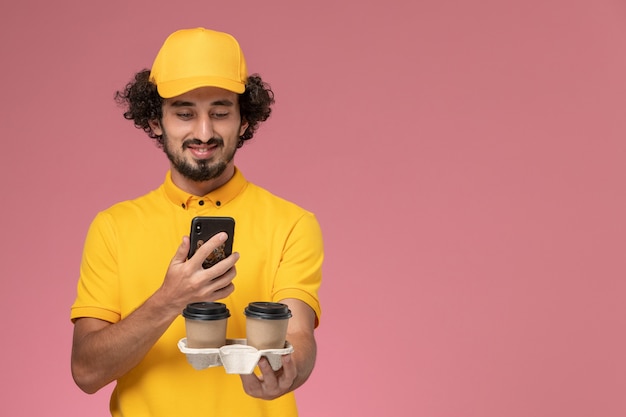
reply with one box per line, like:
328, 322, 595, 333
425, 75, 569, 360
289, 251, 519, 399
171, 236, 191, 265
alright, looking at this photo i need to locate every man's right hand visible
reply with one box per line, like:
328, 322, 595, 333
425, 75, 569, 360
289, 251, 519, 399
155, 232, 238, 317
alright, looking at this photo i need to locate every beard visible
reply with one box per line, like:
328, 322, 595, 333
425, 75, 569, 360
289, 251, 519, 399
161, 130, 238, 182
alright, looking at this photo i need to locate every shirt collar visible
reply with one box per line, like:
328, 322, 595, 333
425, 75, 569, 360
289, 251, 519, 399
163, 167, 248, 210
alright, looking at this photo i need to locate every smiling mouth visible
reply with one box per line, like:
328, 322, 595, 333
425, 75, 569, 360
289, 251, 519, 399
188, 143, 216, 157
184, 139, 222, 159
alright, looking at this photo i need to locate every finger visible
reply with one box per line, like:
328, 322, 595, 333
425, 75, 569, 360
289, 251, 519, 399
209, 280, 235, 300
203, 253, 240, 283
240, 358, 278, 399
197, 262, 237, 301
258, 355, 295, 393
278, 354, 296, 391
189, 232, 228, 267
240, 371, 263, 398
257, 357, 278, 386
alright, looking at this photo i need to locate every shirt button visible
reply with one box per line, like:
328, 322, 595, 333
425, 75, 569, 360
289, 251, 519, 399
216, 201, 221, 206
199, 200, 204, 206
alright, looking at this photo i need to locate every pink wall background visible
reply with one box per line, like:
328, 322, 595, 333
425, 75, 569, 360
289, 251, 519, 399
2, 1, 625, 416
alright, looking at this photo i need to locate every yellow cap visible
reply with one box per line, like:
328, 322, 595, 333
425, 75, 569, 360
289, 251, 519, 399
149, 28, 247, 98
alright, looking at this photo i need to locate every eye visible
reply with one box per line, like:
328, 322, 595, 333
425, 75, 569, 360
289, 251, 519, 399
212, 112, 229, 119
178, 112, 194, 118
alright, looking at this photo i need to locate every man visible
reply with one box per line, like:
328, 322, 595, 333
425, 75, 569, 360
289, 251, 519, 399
70, 28, 323, 417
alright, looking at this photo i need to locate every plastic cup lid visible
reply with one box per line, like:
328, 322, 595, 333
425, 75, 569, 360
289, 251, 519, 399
244, 302, 292, 320
183, 302, 230, 320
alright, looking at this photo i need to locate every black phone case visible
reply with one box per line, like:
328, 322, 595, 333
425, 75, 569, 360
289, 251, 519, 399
188, 216, 235, 269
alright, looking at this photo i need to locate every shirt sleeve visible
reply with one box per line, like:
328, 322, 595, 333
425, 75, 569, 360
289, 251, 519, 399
70, 211, 121, 324
272, 211, 324, 327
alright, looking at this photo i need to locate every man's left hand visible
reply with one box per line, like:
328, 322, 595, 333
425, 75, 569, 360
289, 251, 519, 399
240, 354, 297, 400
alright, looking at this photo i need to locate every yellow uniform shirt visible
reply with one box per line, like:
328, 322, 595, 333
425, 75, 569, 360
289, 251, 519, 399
71, 168, 323, 417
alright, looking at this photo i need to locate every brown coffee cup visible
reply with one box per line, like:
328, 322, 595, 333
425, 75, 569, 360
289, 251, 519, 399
244, 302, 292, 350
183, 302, 230, 348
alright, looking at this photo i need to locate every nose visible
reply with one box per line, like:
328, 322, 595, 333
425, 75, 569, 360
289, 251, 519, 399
195, 114, 214, 142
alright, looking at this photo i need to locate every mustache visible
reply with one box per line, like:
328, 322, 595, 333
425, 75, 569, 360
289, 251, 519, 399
182, 137, 224, 148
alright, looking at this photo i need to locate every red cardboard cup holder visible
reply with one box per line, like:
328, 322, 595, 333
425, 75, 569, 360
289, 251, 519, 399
177, 338, 293, 374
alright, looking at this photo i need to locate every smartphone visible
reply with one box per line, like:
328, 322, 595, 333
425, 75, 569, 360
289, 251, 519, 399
188, 216, 235, 269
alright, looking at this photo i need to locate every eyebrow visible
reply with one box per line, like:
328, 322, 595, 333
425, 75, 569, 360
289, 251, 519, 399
168, 99, 235, 107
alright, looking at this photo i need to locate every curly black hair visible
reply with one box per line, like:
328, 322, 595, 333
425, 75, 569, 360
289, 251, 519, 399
114, 69, 275, 148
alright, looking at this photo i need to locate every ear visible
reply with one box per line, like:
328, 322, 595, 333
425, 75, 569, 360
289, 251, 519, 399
149, 119, 163, 136
239, 118, 249, 137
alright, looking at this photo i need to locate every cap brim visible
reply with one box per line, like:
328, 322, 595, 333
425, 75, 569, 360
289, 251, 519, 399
157, 76, 246, 98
